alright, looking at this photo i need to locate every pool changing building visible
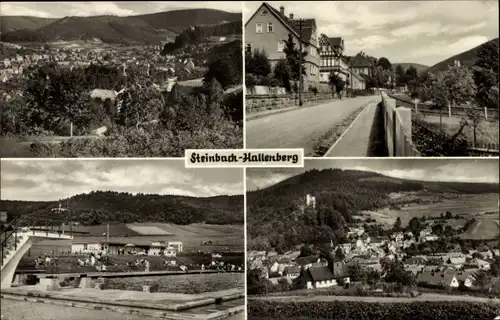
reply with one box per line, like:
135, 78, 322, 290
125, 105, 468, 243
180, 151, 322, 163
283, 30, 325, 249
71, 237, 183, 256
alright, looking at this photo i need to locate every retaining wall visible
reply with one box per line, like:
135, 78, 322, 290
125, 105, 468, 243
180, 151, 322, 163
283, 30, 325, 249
381, 93, 421, 157
246, 92, 335, 113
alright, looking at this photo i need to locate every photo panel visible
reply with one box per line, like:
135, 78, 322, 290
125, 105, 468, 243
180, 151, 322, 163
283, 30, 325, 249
246, 158, 499, 319
244, 1, 499, 157
0, 1, 243, 158
0, 159, 245, 319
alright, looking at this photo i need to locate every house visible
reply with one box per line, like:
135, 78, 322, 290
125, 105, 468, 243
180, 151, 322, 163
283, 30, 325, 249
295, 256, 320, 270
168, 241, 183, 253
284, 265, 301, 280
295, 266, 337, 289
349, 52, 372, 77
269, 260, 280, 274
319, 35, 350, 85
456, 270, 477, 287
245, 2, 320, 90
416, 271, 460, 288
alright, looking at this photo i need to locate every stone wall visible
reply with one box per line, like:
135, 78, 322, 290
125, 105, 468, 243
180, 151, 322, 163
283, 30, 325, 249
246, 92, 335, 113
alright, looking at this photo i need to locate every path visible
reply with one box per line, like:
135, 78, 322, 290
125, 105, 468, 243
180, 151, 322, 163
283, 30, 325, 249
324, 99, 380, 157
245, 96, 379, 156
250, 292, 498, 304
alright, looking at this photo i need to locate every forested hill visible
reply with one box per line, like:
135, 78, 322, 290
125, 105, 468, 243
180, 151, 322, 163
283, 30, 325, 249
1, 9, 241, 45
1, 191, 244, 225
246, 169, 498, 251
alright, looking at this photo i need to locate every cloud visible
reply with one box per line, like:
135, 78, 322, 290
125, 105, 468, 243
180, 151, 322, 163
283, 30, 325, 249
1, 160, 243, 201
66, 2, 136, 16
0, 3, 53, 18
350, 35, 397, 50
410, 35, 490, 59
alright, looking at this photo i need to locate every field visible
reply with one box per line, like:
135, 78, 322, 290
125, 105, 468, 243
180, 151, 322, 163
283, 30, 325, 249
461, 212, 500, 240
419, 114, 499, 147
108, 273, 244, 294
21, 223, 244, 258
362, 193, 499, 228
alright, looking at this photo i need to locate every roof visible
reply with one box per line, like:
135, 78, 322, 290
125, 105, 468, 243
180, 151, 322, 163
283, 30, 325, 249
416, 272, 457, 286
285, 266, 301, 274
295, 255, 318, 266
90, 89, 116, 101
247, 2, 316, 45
350, 53, 372, 68
308, 266, 334, 282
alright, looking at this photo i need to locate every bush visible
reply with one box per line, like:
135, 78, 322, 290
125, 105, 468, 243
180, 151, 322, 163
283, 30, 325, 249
310, 86, 318, 95
248, 300, 500, 319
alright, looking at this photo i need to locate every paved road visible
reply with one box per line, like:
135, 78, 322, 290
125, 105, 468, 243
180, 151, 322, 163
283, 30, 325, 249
246, 96, 379, 156
325, 100, 380, 157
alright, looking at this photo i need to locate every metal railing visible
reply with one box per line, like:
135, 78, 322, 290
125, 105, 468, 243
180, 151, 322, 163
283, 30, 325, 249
1, 213, 74, 267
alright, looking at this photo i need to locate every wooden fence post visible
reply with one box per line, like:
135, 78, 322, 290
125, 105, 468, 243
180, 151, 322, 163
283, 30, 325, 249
484, 107, 488, 119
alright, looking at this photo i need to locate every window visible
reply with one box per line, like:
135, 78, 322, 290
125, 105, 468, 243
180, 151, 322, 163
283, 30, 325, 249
267, 23, 273, 32
83, 244, 88, 250
245, 43, 252, 53
260, 9, 268, 15
322, 45, 326, 52
256, 23, 263, 33
277, 41, 284, 52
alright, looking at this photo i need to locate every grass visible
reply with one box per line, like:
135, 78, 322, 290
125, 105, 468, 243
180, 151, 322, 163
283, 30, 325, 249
108, 273, 244, 294
312, 105, 366, 156
367, 102, 389, 157
419, 114, 499, 147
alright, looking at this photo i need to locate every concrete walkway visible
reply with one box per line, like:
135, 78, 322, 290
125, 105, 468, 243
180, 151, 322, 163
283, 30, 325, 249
324, 99, 380, 157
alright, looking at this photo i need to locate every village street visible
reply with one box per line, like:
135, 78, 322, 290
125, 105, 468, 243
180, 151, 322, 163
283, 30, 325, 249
245, 96, 379, 156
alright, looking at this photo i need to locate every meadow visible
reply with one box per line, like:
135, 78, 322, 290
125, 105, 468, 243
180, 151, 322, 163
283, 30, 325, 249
108, 272, 244, 294
362, 193, 498, 230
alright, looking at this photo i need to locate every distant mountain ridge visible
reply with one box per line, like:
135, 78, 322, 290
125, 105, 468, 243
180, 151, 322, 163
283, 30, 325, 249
393, 63, 429, 73
0, 190, 244, 225
425, 38, 499, 74
0, 9, 242, 45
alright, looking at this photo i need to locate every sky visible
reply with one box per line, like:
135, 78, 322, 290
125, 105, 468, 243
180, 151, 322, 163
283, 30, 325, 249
0, 1, 242, 17
246, 159, 500, 191
0, 160, 244, 201
244, 1, 499, 66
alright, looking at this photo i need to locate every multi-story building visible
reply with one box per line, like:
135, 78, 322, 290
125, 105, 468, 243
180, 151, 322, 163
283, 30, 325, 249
319, 35, 349, 83
245, 2, 320, 90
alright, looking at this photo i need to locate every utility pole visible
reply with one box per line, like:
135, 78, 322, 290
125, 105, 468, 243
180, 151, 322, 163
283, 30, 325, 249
298, 19, 303, 107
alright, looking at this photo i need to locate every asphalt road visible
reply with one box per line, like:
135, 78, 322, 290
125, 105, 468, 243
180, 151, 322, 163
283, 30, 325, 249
245, 96, 379, 155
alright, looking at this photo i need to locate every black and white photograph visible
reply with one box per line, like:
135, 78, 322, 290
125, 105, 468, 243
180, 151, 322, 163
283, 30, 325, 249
246, 158, 500, 319
244, 1, 499, 157
0, 1, 243, 157
0, 159, 245, 320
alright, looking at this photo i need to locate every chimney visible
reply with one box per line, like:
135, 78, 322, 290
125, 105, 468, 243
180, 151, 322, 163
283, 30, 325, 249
280, 6, 285, 16
290, 13, 294, 20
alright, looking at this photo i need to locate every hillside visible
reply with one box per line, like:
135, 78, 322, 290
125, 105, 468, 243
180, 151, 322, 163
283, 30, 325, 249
0, 190, 244, 225
246, 168, 498, 251
393, 63, 429, 73
0, 9, 241, 45
426, 38, 499, 74
0, 16, 57, 32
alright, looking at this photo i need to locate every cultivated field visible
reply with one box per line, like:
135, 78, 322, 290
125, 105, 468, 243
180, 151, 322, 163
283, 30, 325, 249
461, 212, 500, 240
362, 193, 499, 228
108, 273, 244, 294
419, 114, 499, 147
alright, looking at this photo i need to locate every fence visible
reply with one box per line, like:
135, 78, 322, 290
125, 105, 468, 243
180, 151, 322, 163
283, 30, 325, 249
388, 94, 499, 120
381, 93, 420, 157
246, 92, 335, 113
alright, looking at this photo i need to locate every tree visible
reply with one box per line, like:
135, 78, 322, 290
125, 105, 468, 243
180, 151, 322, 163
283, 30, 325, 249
473, 39, 499, 108
376, 57, 392, 71
273, 59, 291, 92
334, 247, 345, 261
393, 217, 402, 232
407, 217, 422, 234
283, 34, 307, 81
299, 245, 313, 257
328, 72, 346, 99
348, 262, 367, 282
434, 65, 477, 132
246, 49, 271, 78
445, 211, 453, 219
395, 65, 406, 87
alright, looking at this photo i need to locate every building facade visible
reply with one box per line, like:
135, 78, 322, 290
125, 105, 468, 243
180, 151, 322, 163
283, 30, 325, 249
245, 2, 320, 91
